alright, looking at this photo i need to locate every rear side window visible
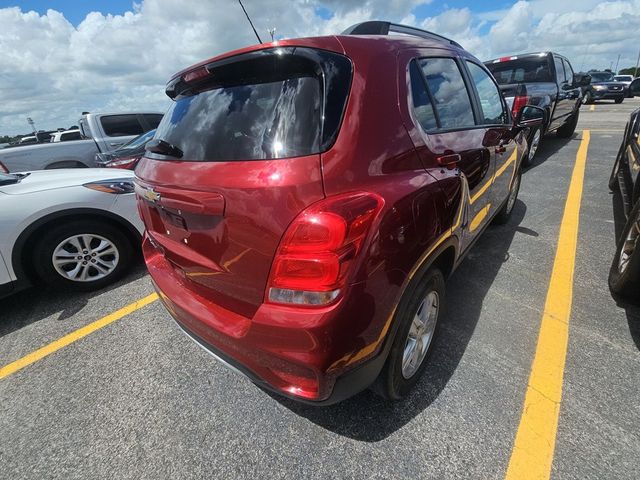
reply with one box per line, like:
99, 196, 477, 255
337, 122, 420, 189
562, 59, 574, 84
466, 62, 506, 124
418, 58, 475, 129
554, 57, 566, 84
486, 58, 552, 84
101, 115, 144, 137
409, 61, 437, 131
154, 47, 352, 162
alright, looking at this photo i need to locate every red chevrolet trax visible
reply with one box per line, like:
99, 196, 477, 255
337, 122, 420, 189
135, 21, 543, 404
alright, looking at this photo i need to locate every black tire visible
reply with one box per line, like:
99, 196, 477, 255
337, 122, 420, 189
373, 268, 445, 401
494, 169, 522, 225
609, 201, 640, 302
521, 127, 542, 168
615, 97, 624, 104
556, 109, 579, 138
33, 220, 133, 291
582, 91, 593, 104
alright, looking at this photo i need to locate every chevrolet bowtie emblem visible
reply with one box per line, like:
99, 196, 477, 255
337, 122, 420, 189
143, 188, 161, 202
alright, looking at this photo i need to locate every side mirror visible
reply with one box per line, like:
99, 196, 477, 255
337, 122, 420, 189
630, 78, 640, 96
515, 105, 545, 129
573, 73, 591, 87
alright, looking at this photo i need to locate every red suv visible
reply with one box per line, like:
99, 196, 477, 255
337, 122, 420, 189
135, 21, 543, 404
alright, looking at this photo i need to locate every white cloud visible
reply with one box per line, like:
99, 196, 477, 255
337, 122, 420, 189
1, 0, 640, 135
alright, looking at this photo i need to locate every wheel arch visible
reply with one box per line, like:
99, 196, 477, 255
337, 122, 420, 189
12, 208, 141, 285
384, 234, 459, 342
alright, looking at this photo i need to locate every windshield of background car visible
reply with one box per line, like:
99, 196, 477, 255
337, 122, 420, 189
151, 47, 352, 162
485, 58, 552, 84
614, 76, 633, 82
590, 72, 615, 82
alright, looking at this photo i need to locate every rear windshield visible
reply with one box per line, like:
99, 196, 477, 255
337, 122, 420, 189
155, 77, 320, 161
151, 47, 352, 162
486, 58, 552, 84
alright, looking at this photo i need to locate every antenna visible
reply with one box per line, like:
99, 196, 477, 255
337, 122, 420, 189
237, 0, 262, 44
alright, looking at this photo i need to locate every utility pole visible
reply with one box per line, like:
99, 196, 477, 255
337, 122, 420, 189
614, 54, 621, 74
635, 47, 640, 77
268, 27, 276, 42
26, 117, 36, 134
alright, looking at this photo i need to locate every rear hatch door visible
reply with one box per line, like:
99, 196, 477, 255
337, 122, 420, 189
136, 46, 352, 318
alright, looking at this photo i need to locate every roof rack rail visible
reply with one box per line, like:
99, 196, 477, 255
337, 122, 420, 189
341, 21, 462, 48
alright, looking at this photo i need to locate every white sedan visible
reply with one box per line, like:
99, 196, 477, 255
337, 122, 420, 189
0, 169, 143, 298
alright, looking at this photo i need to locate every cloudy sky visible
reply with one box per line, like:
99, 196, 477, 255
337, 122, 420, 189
0, 0, 639, 135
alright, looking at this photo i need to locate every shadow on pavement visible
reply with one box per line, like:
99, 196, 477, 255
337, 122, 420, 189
275, 200, 529, 441
0, 262, 147, 338
524, 132, 576, 173
610, 189, 640, 350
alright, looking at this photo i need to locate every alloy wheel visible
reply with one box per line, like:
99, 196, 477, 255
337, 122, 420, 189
401, 290, 439, 379
618, 215, 640, 274
52, 234, 120, 282
505, 173, 521, 215
528, 129, 541, 163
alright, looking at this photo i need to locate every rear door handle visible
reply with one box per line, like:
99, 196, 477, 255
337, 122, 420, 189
496, 142, 508, 154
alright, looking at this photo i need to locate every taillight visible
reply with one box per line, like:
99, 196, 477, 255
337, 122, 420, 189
267, 192, 384, 307
183, 66, 209, 83
512, 95, 530, 119
106, 156, 140, 169
0, 161, 7, 174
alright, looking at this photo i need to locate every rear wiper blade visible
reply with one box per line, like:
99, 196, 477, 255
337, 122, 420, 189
145, 139, 184, 159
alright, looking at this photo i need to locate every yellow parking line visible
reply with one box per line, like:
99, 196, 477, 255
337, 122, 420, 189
589, 104, 595, 111
0, 293, 159, 380
505, 130, 590, 480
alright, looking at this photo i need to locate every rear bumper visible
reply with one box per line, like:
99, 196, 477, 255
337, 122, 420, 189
169, 309, 386, 405
143, 235, 387, 404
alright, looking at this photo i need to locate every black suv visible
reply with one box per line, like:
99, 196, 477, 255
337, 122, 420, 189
583, 71, 626, 104
609, 78, 640, 301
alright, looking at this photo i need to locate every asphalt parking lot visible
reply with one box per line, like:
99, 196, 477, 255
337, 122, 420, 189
1, 99, 639, 480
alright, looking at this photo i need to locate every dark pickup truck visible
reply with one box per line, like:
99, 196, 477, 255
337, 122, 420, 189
485, 52, 587, 166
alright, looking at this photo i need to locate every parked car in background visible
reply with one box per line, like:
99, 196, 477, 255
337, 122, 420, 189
50, 129, 83, 142
96, 129, 156, 170
485, 52, 585, 166
0, 112, 163, 172
0, 169, 143, 299
614, 75, 635, 97
608, 79, 640, 302
135, 21, 544, 404
18, 136, 38, 145
583, 71, 626, 104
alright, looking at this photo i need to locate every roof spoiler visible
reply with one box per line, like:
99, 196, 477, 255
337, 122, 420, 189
341, 21, 462, 48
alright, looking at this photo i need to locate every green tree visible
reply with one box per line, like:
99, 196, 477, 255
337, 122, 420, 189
618, 66, 639, 76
